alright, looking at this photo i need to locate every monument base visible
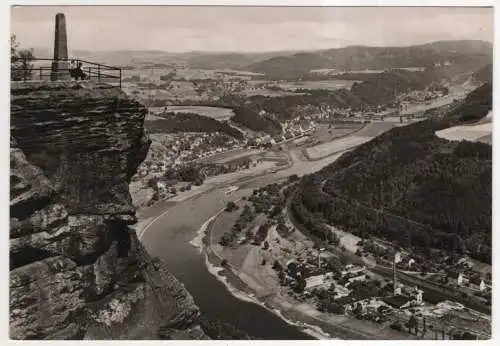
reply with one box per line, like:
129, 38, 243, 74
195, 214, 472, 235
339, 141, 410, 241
50, 60, 71, 81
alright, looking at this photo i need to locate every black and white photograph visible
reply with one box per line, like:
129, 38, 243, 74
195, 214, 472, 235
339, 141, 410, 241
6, 1, 494, 341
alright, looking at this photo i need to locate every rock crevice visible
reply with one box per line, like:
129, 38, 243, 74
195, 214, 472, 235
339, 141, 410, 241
10, 81, 206, 340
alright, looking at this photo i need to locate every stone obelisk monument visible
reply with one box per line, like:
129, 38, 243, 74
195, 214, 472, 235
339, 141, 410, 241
50, 13, 71, 81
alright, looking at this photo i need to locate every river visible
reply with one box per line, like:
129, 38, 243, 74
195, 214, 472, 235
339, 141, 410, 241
137, 142, 353, 338
137, 119, 427, 339
138, 184, 315, 339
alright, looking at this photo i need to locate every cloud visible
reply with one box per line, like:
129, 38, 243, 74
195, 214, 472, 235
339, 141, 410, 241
11, 6, 493, 52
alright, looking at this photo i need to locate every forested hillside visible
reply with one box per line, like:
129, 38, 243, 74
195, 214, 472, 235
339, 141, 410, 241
472, 63, 493, 83
145, 112, 244, 139
291, 83, 492, 263
230, 69, 446, 134
248, 40, 492, 80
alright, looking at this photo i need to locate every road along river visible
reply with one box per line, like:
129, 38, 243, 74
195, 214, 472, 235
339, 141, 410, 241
136, 146, 349, 339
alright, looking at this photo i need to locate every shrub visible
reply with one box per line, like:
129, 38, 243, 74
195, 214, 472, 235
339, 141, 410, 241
390, 322, 403, 331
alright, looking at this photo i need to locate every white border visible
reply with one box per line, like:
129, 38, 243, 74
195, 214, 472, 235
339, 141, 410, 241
1, 1, 497, 346
4, 0, 499, 6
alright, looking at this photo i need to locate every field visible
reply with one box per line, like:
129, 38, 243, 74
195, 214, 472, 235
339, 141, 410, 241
241, 89, 303, 97
244, 80, 306, 96
305, 136, 372, 159
477, 135, 492, 145
197, 148, 263, 164
436, 110, 492, 143
436, 122, 492, 143
122, 80, 202, 101
277, 80, 355, 91
304, 122, 397, 160
308, 123, 364, 144
355, 122, 396, 136
167, 105, 235, 120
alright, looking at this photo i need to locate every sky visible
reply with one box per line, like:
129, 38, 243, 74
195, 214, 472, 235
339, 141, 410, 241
10, 6, 494, 53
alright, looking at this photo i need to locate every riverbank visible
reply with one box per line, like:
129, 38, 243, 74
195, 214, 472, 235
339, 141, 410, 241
195, 209, 410, 340
197, 222, 334, 340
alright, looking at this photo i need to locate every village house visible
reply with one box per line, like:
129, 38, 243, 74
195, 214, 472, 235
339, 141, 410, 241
469, 277, 487, 292
341, 264, 366, 277
345, 273, 367, 286
382, 294, 412, 309
402, 286, 424, 304
447, 271, 465, 286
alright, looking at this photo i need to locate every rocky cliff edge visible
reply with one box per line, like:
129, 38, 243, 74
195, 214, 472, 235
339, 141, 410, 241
10, 81, 207, 340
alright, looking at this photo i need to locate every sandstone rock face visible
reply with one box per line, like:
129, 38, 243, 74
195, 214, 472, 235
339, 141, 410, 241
10, 81, 207, 340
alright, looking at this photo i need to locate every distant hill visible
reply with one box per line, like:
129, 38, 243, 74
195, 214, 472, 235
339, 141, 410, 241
292, 82, 492, 263
32, 40, 492, 76
31, 47, 295, 70
184, 51, 296, 70
248, 40, 493, 80
228, 68, 449, 134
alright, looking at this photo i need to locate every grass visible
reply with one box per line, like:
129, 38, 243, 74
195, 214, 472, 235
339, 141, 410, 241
167, 105, 235, 120
435, 122, 492, 143
305, 136, 372, 159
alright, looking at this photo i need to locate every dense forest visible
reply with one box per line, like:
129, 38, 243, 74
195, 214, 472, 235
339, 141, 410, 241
349, 68, 443, 105
291, 83, 492, 263
145, 111, 244, 139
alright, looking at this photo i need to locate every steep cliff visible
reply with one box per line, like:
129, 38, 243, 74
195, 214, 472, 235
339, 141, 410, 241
10, 81, 207, 340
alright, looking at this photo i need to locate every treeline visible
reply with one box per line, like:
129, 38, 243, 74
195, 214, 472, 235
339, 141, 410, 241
292, 84, 492, 263
247, 40, 492, 80
164, 160, 251, 186
199, 316, 252, 340
350, 68, 443, 106
231, 106, 283, 135
145, 112, 243, 139
447, 81, 492, 123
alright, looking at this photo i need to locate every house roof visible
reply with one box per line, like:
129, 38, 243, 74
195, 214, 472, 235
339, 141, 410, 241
469, 277, 484, 285
382, 294, 410, 308
335, 296, 358, 306
447, 271, 462, 279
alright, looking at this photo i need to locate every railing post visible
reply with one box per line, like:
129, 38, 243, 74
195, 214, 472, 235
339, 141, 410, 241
119, 68, 122, 88
98, 64, 101, 82
40, 67, 42, 80
88, 67, 91, 81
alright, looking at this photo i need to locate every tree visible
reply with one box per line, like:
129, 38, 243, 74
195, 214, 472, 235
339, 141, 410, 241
406, 315, 418, 335
272, 260, 283, 271
287, 262, 299, 278
225, 201, 238, 212
352, 303, 363, 316
390, 321, 403, 331
11, 35, 35, 81
294, 275, 307, 293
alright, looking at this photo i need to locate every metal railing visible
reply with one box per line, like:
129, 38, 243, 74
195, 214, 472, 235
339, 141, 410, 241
11, 57, 122, 88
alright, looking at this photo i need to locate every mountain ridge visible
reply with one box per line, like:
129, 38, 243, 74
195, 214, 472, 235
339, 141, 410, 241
30, 39, 492, 72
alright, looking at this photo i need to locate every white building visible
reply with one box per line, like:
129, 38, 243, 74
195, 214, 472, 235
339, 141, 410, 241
305, 272, 334, 291
341, 265, 366, 277
346, 274, 367, 286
